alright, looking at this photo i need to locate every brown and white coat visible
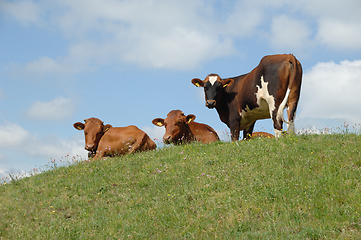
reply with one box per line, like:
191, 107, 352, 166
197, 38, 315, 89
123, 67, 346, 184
192, 54, 302, 140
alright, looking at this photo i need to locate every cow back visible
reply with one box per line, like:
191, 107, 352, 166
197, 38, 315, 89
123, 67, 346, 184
251, 131, 274, 139
97, 125, 156, 156
188, 122, 219, 144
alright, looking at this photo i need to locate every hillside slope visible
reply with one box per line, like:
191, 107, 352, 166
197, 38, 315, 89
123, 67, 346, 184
1, 134, 361, 239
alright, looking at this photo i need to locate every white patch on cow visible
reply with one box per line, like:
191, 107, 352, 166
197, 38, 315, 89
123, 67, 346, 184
274, 129, 282, 138
277, 88, 291, 123
208, 76, 217, 85
256, 76, 276, 116
239, 76, 275, 130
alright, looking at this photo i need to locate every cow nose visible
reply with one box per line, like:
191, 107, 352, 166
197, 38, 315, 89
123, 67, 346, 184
85, 144, 95, 151
206, 100, 216, 108
163, 135, 172, 144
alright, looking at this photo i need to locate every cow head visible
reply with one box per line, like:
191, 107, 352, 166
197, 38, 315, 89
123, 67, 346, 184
152, 110, 196, 144
191, 74, 233, 108
73, 117, 112, 152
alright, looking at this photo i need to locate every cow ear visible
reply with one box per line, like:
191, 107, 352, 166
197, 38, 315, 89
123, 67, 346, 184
103, 124, 112, 132
73, 122, 85, 130
191, 78, 204, 87
222, 78, 234, 88
186, 114, 196, 124
152, 118, 165, 127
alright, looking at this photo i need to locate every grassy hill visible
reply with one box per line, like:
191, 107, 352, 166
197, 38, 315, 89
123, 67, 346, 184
1, 133, 361, 239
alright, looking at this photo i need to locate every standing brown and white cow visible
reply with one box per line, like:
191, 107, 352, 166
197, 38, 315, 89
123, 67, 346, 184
191, 54, 302, 140
152, 110, 219, 144
74, 117, 156, 159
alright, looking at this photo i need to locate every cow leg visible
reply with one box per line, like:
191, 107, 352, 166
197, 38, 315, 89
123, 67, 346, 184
128, 134, 147, 154
287, 101, 298, 134
287, 118, 295, 133
272, 112, 283, 138
93, 150, 106, 160
144, 134, 157, 151
88, 150, 96, 159
229, 117, 241, 141
243, 122, 256, 140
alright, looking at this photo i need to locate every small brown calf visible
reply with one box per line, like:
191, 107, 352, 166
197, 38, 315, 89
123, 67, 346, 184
152, 110, 219, 144
74, 117, 156, 160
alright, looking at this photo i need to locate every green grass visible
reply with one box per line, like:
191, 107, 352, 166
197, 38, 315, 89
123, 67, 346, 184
1, 133, 361, 239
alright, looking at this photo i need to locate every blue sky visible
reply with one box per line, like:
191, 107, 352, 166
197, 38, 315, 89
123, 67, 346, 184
1, 0, 361, 179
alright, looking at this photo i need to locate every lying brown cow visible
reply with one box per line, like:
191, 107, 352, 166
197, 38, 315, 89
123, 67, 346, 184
152, 110, 219, 144
74, 117, 156, 159
249, 131, 274, 139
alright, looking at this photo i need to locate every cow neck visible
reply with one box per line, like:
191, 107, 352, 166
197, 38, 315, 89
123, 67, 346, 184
183, 123, 194, 142
94, 128, 106, 149
214, 87, 230, 126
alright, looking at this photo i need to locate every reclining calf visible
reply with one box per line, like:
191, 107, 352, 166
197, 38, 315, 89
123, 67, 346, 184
74, 117, 156, 160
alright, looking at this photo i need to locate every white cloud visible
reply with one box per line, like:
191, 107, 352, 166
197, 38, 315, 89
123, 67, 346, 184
0, 122, 30, 147
0, 120, 88, 179
142, 125, 165, 143
0, 167, 9, 176
22, 50, 94, 77
299, 60, 361, 124
4, 0, 361, 73
26, 97, 75, 121
2, 0, 237, 71
0, 167, 11, 181
296, 0, 361, 51
24, 134, 88, 160
0, 121, 86, 158
24, 56, 64, 75
55, 0, 236, 70
300, 0, 361, 21
0, 0, 42, 25
316, 20, 361, 50
121, 28, 234, 69
221, 1, 264, 37
270, 15, 311, 51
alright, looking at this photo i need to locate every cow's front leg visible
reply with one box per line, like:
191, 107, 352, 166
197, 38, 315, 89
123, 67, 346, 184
93, 150, 106, 160
243, 121, 256, 140
229, 117, 241, 141
88, 150, 96, 159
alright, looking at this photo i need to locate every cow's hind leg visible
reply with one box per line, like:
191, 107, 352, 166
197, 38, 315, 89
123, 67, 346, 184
243, 122, 256, 140
272, 108, 284, 138
286, 100, 299, 134
128, 133, 147, 154
143, 134, 157, 151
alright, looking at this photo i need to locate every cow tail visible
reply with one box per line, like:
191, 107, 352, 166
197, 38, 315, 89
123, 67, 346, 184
277, 54, 298, 125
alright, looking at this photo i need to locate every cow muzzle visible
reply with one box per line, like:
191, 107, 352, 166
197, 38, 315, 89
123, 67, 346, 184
163, 135, 173, 144
85, 144, 96, 151
206, 100, 216, 109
